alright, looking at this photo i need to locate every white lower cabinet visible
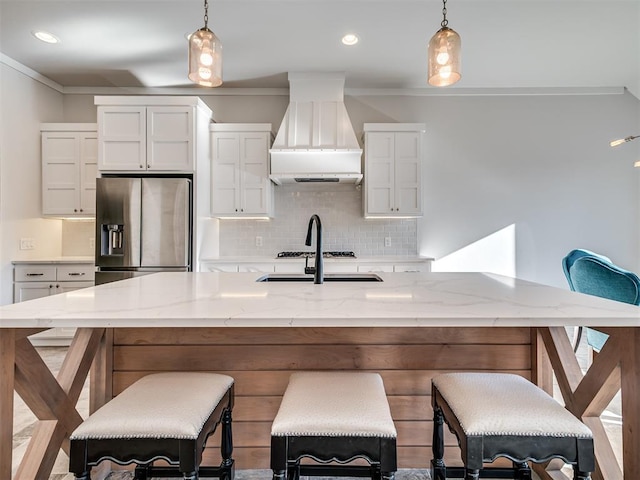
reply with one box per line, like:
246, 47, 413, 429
201, 262, 276, 273
13, 262, 95, 345
201, 259, 431, 274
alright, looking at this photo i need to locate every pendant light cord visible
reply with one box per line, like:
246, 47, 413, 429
204, 0, 209, 29
441, 0, 448, 27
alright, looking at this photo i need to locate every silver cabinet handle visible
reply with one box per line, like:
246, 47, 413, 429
26, 273, 44, 277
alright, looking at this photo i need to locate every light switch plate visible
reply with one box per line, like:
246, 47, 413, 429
20, 238, 35, 250
384, 237, 391, 247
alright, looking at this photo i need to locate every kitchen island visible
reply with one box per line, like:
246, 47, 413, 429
1, 271, 640, 480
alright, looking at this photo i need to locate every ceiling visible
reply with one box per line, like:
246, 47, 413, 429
1, 0, 639, 95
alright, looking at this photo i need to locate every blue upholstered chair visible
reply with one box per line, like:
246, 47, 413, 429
562, 249, 640, 352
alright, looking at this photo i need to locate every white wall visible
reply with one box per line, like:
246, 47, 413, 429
345, 92, 640, 288
0, 64, 65, 305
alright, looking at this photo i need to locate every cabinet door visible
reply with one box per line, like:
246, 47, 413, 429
394, 132, 422, 215
240, 133, 271, 215
365, 132, 395, 214
79, 133, 98, 214
211, 133, 241, 215
42, 132, 80, 215
98, 106, 147, 171
147, 107, 194, 171
14, 282, 54, 303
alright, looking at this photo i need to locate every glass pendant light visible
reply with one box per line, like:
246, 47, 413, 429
428, 0, 461, 87
188, 0, 222, 87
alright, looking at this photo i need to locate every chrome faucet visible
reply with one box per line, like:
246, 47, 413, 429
304, 214, 323, 284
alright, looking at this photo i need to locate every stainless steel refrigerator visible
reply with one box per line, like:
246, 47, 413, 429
95, 176, 192, 285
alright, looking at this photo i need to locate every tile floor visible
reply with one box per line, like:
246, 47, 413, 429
11, 333, 622, 479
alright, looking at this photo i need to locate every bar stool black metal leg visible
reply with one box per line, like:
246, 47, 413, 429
574, 470, 592, 480
381, 471, 395, 480
134, 465, 150, 479
431, 406, 446, 480
514, 461, 532, 480
465, 468, 480, 480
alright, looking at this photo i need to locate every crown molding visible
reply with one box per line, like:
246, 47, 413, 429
1, 53, 64, 93
1, 54, 627, 98
345, 87, 626, 96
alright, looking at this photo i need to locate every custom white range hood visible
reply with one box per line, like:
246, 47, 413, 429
269, 72, 363, 185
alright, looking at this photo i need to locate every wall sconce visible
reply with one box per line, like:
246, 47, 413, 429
188, 0, 223, 87
428, 0, 461, 87
610, 135, 639, 147
609, 135, 640, 167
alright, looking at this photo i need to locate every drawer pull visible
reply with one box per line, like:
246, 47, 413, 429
26, 273, 44, 277
67, 272, 86, 276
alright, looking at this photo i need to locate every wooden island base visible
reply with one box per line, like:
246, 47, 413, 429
96, 326, 540, 470
4, 271, 638, 479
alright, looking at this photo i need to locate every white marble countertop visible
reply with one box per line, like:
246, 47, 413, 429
1, 272, 640, 329
12, 256, 94, 265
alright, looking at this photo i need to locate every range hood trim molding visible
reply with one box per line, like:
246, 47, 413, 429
269, 173, 363, 185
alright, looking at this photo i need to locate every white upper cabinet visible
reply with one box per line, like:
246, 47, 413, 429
95, 96, 213, 173
41, 124, 98, 217
210, 124, 273, 217
98, 106, 193, 171
363, 123, 425, 218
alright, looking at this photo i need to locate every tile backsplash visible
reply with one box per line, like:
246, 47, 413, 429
62, 220, 95, 257
219, 184, 417, 257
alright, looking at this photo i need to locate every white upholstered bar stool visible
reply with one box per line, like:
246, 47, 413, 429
69, 372, 235, 480
431, 373, 595, 480
271, 371, 397, 480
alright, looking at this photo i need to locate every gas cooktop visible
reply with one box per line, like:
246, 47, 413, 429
276, 251, 357, 259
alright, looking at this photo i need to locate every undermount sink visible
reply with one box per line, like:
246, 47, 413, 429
256, 273, 383, 283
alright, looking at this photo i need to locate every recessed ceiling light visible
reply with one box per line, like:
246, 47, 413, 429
32, 30, 60, 44
341, 34, 359, 46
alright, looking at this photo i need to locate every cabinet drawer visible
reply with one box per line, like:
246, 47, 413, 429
57, 264, 95, 281
14, 266, 57, 282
